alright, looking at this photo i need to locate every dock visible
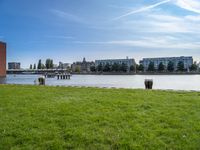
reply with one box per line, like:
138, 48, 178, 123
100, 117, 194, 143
57, 73, 71, 80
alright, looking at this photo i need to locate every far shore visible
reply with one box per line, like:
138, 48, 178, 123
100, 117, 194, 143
6, 72, 200, 75
72, 72, 200, 75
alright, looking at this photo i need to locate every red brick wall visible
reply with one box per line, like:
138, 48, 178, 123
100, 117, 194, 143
0, 42, 6, 77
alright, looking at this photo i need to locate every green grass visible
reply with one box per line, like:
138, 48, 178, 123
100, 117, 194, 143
0, 85, 200, 150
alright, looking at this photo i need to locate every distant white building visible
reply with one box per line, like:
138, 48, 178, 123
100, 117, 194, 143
140, 56, 193, 71
95, 57, 136, 72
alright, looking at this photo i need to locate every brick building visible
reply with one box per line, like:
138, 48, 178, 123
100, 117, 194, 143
0, 41, 6, 77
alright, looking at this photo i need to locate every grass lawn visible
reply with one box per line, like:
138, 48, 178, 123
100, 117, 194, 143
0, 85, 200, 150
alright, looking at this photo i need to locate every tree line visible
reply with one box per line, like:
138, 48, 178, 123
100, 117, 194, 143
137, 61, 198, 72
29, 59, 54, 70
90, 63, 135, 72
90, 61, 198, 73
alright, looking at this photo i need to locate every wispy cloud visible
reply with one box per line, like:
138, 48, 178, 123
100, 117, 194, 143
109, 12, 200, 33
50, 9, 85, 23
45, 35, 74, 39
113, 0, 171, 20
73, 36, 200, 49
113, 0, 200, 21
175, 0, 200, 14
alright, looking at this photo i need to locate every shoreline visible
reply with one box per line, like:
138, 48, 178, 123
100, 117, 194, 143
2, 83, 200, 92
72, 72, 200, 75
6, 72, 200, 75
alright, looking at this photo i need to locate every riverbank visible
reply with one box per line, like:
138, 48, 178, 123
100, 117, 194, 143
0, 85, 200, 149
7, 69, 200, 75
72, 72, 200, 75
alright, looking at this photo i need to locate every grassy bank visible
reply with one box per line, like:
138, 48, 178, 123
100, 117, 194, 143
0, 85, 200, 149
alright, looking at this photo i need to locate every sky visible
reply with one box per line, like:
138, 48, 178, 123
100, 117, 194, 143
0, 0, 200, 68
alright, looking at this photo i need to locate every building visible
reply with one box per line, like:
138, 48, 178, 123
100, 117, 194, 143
95, 57, 136, 72
71, 58, 95, 73
8, 62, 21, 70
58, 62, 71, 70
140, 56, 193, 71
0, 42, 6, 77
198, 62, 200, 72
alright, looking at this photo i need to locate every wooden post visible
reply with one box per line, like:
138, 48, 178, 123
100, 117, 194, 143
38, 76, 45, 85
145, 79, 153, 89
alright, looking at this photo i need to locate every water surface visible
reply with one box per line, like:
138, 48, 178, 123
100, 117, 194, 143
1, 74, 200, 91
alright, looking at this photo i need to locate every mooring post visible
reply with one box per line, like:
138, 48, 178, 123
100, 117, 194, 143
145, 79, 153, 89
38, 76, 45, 85
68, 74, 71, 79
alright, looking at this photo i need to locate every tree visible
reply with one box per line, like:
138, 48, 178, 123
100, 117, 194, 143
97, 63, 103, 72
190, 62, 198, 72
120, 63, 128, 72
30, 64, 32, 70
75, 66, 81, 72
103, 63, 111, 72
111, 63, 120, 72
41, 64, 45, 69
50, 59, 53, 69
37, 59, 42, 69
177, 61, 185, 72
148, 62, 155, 72
137, 64, 144, 72
90, 66, 96, 72
33, 64, 36, 70
45, 59, 50, 69
130, 65, 135, 72
158, 62, 165, 72
45, 59, 53, 69
167, 61, 174, 72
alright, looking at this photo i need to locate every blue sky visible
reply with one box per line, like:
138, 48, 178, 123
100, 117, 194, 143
0, 0, 200, 68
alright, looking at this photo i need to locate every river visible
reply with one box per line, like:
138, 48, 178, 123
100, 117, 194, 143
0, 74, 200, 91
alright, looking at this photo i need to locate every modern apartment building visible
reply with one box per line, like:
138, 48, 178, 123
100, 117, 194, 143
0, 41, 6, 77
8, 62, 21, 70
95, 57, 136, 72
140, 56, 193, 71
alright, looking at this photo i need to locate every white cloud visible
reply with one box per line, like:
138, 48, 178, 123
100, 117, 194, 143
73, 36, 200, 49
175, 0, 200, 14
113, 0, 200, 20
113, 0, 171, 20
110, 12, 200, 33
45, 35, 74, 39
185, 15, 200, 21
50, 9, 85, 23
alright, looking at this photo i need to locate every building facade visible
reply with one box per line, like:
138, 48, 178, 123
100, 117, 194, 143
140, 56, 193, 71
71, 58, 95, 73
58, 62, 71, 70
0, 42, 6, 77
8, 62, 21, 70
95, 57, 136, 72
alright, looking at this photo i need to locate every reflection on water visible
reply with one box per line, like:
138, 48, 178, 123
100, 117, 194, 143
1, 74, 200, 91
